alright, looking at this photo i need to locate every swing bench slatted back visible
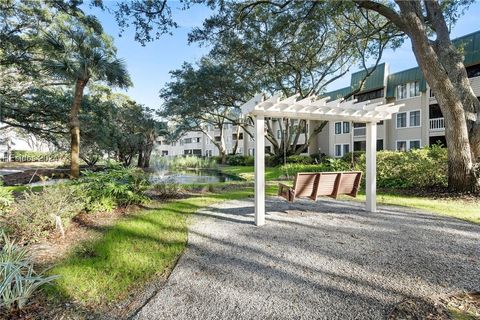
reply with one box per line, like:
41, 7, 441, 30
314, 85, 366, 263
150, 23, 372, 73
278, 171, 362, 202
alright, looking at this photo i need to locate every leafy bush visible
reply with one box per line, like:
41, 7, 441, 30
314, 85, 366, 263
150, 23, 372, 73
78, 166, 150, 212
354, 146, 448, 189
11, 150, 67, 162
4, 185, 85, 242
153, 178, 184, 199
286, 155, 314, 165
226, 155, 254, 166
0, 233, 58, 311
279, 158, 351, 177
0, 182, 13, 214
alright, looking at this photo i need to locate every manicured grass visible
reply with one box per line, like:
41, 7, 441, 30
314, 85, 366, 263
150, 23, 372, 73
353, 192, 480, 225
220, 165, 283, 181
48, 186, 254, 306
220, 165, 480, 225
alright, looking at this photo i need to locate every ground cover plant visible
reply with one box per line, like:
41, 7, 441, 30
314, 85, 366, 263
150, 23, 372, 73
0, 233, 58, 312
77, 166, 150, 212
3, 185, 85, 243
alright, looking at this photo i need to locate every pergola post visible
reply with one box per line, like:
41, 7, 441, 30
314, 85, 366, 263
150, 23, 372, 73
366, 121, 377, 212
254, 115, 265, 226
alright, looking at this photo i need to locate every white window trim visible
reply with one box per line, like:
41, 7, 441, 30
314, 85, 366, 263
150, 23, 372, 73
342, 121, 350, 134
334, 143, 350, 157
334, 122, 342, 135
409, 139, 421, 150
396, 110, 421, 129
396, 139, 422, 151
396, 81, 421, 101
396, 112, 408, 129
395, 140, 407, 151
408, 109, 421, 128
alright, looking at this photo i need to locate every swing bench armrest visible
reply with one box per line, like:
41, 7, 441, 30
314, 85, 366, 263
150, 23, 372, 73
278, 183, 295, 202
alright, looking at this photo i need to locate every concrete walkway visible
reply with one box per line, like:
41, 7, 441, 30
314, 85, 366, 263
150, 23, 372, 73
135, 197, 480, 320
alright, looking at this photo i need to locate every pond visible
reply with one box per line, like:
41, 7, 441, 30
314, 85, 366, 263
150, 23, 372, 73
149, 169, 241, 185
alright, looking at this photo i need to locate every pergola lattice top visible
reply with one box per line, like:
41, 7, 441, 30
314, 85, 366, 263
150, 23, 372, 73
241, 93, 403, 122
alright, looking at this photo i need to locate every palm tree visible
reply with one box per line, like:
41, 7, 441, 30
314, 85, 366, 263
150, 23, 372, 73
42, 15, 131, 178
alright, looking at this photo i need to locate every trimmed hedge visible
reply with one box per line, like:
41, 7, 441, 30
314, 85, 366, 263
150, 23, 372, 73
354, 146, 448, 189
274, 146, 448, 189
226, 155, 254, 166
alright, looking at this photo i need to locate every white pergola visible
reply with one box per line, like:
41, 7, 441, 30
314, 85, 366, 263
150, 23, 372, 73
240, 93, 404, 226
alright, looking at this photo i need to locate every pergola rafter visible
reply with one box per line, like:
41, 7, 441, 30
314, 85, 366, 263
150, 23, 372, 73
240, 92, 404, 226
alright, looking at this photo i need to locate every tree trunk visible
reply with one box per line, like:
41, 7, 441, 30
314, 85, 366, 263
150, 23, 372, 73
395, 1, 479, 192
356, 0, 480, 192
137, 144, 145, 168
69, 79, 86, 178
143, 136, 154, 168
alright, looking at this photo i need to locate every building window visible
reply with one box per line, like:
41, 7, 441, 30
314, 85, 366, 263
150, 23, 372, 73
354, 140, 383, 152
409, 140, 421, 150
429, 104, 443, 119
396, 141, 407, 152
184, 138, 192, 144
396, 112, 407, 128
342, 122, 350, 134
396, 84, 407, 99
355, 88, 384, 102
335, 144, 342, 157
377, 139, 384, 151
334, 122, 342, 134
409, 81, 420, 97
354, 140, 366, 151
397, 81, 420, 100
334, 144, 350, 157
409, 110, 421, 127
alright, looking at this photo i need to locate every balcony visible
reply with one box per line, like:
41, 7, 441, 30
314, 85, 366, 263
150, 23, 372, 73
429, 118, 445, 131
353, 127, 366, 137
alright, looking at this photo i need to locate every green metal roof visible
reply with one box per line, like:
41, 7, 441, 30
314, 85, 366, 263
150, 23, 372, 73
326, 30, 480, 99
322, 86, 351, 100
386, 67, 427, 97
350, 63, 386, 93
453, 30, 480, 67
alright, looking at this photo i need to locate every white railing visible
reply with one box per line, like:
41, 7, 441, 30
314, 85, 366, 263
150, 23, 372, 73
353, 127, 366, 137
429, 118, 445, 131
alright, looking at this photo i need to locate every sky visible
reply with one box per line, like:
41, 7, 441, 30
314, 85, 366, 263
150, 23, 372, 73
85, 1, 480, 109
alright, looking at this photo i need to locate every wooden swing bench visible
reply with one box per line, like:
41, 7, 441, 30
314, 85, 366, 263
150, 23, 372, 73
278, 171, 362, 202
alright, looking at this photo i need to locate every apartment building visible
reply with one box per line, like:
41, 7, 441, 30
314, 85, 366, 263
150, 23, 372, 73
157, 30, 480, 158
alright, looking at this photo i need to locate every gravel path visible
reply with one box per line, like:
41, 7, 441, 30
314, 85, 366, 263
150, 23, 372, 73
135, 197, 480, 320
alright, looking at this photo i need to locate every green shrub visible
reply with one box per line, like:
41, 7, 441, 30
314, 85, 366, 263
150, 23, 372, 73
0, 182, 13, 214
78, 166, 150, 212
354, 146, 448, 189
286, 155, 314, 165
4, 186, 85, 242
153, 178, 184, 199
226, 155, 254, 166
0, 233, 58, 310
279, 158, 350, 177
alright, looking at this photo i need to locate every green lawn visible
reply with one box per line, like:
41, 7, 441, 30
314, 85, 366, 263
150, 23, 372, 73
220, 165, 480, 225
47, 186, 254, 306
